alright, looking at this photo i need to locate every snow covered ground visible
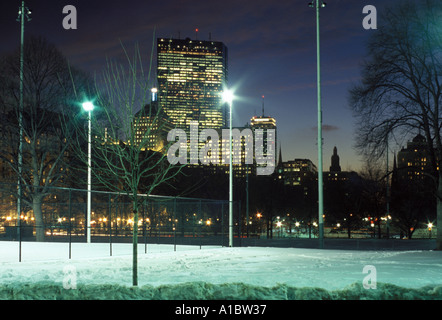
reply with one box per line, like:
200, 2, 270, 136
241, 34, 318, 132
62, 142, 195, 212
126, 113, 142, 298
1, 241, 442, 300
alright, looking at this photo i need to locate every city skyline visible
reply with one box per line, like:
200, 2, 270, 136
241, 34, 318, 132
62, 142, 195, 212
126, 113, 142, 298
0, 0, 401, 172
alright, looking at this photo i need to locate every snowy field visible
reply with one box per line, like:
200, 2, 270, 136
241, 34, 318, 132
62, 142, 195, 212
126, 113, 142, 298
1, 241, 442, 300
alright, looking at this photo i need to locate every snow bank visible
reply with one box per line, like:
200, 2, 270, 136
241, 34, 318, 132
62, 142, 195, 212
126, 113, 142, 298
1, 282, 442, 300
1, 241, 442, 300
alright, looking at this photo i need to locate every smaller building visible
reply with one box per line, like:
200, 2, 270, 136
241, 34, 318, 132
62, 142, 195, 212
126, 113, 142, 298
396, 134, 438, 181
277, 158, 317, 186
324, 146, 359, 182
133, 96, 174, 153
250, 100, 277, 176
330, 146, 341, 172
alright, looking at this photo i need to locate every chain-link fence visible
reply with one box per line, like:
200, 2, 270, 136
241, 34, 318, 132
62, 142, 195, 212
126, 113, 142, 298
0, 182, 243, 248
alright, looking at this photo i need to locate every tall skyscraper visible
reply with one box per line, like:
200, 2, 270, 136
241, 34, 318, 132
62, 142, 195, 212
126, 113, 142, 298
157, 37, 228, 131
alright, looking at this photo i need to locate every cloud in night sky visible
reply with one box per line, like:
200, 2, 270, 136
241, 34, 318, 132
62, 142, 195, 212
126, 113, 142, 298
312, 124, 340, 132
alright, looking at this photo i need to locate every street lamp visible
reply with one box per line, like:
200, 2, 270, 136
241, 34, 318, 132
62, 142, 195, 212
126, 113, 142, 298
82, 101, 94, 243
309, 0, 326, 249
428, 222, 433, 239
222, 89, 234, 247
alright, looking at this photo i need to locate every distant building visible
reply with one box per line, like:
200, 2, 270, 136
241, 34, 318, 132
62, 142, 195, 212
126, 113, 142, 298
396, 134, 438, 181
197, 125, 254, 178
330, 146, 341, 172
325, 146, 359, 182
190, 99, 277, 178
277, 158, 317, 186
133, 92, 174, 153
250, 98, 277, 173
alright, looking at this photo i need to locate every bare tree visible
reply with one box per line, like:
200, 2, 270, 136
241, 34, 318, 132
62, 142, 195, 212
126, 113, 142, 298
0, 36, 89, 242
70, 40, 183, 286
358, 160, 389, 239
349, 0, 442, 249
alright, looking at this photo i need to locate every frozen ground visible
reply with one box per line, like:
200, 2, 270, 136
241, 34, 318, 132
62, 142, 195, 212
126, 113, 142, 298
0, 241, 442, 300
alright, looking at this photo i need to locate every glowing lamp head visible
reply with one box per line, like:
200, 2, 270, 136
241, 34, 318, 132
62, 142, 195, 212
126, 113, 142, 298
82, 101, 94, 112
222, 90, 234, 104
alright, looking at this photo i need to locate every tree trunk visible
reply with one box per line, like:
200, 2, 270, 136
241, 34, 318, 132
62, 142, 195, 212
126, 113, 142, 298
132, 204, 139, 286
33, 196, 45, 242
377, 219, 382, 239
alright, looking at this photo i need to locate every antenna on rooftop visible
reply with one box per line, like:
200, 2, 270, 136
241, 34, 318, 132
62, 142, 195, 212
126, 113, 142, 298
262, 95, 265, 117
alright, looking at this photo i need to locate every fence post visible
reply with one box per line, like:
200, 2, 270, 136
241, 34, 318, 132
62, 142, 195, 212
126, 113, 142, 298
143, 198, 147, 254
84, 199, 87, 243
173, 197, 177, 252
18, 215, 22, 262
221, 202, 224, 247
199, 200, 202, 249
69, 188, 72, 259
238, 201, 241, 247
156, 202, 160, 244
108, 193, 112, 257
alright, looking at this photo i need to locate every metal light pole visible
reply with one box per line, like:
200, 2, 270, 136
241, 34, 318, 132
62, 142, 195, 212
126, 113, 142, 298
82, 102, 94, 243
386, 126, 390, 239
223, 90, 234, 247
16, 2, 31, 254
309, 0, 326, 249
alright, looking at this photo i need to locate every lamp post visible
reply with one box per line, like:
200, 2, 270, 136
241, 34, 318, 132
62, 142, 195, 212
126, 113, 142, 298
16, 1, 31, 261
309, 0, 326, 249
223, 89, 234, 247
82, 101, 94, 243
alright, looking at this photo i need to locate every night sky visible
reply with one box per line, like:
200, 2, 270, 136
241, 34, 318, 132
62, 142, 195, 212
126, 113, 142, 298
1, 0, 398, 172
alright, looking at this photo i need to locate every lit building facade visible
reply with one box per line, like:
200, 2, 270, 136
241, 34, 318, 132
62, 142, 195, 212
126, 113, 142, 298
133, 100, 173, 153
194, 125, 253, 178
250, 115, 277, 172
396, 134, 438, 181
277, 159, 317, 186
157, 37, 228, 131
